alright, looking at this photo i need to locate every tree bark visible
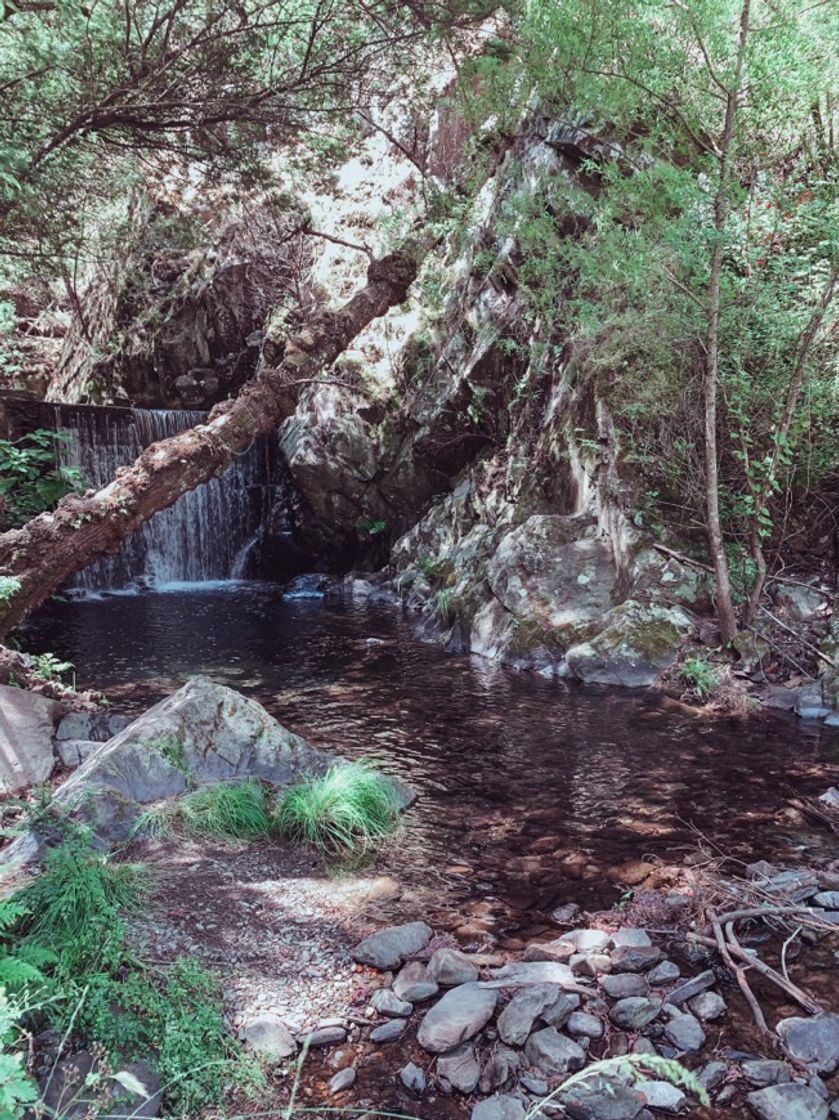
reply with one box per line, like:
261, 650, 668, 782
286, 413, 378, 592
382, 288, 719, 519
702, 0, 751, 646
0, 245, 422, 640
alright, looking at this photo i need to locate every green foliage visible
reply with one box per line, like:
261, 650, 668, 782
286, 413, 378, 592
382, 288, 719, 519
356, 517, 388, 538
0, 431, 82, 529
680, 655, 720, 700
275, 762, 400, 855
0, 991, 40, 1120
147, 734, 195, 785
416, 554, 443, 580
30, 652, 73, 683
0, 579, 21, 606
138, 779, 273, 842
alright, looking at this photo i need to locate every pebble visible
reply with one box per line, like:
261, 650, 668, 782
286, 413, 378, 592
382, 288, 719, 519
688, 990, 727, 1020
567, 1011, 604, 1039
663, 1012, 706, 1052
697, 1061, 728, 1090
399, 1061, 427, 1094
609, 998, 661, 1030
299, 1026, 347, 1048
524, 1027, 586, 1076
370, 989, 412, 1018
777, 1013, 839, 1074
369, 1020, 405, 1043
437, 1043, 481, 1093
427, 948, 479, 986
559, 1072, 646, 1120
610, 945, 661, 972
636, 1079, 686, 1113
647, 960, 680, 985
471, 1094, 526, 1120
393, 961, 438, 1003
329, 1068, 356, 1094
601, 973, 649, 999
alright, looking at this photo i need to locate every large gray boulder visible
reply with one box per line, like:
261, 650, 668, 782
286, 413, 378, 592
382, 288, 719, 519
0, 683, 60, 793
566, 601, 693, 687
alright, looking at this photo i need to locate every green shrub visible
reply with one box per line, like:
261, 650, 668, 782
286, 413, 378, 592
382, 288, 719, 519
0, 990, 40, 1120
275, 762, 400, 854
137, 779, 273, 841
679, 655, 719, 700
0, 430, 82, 528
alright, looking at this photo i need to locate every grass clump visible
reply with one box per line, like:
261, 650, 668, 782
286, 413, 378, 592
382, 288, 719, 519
679, 654, 719, 700
138, 778, 273, 841
275, 762, 399, 854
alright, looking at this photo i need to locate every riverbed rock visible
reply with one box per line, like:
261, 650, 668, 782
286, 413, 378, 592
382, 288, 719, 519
609, 998, 660, 1030
565, 601, 693, 688
497, 986, 559, 1046
471, 1094, 526, 1120
437, 1043, 481, 1093
601, 973, 648, 999
746, 1083, 829, 1120
776, 1013, 839, 1073
559, 1073, 646, 1120
369, 1019, 406, 1043
688, 991, 727, 1020
242, 1014, 297, 1059
0, 683, 60, 793
399, 1061, 427, 1094
636, 1080, 686, 1113
524, 1027, 586, 1077
663, 1011, 706, 1052
352, 922, 433, 971
427, 947, 479, 986
299, 1025, 346, 1047
393, 960, 438, 1003
417, 983, 498, 1053
370, 988, 411, 1018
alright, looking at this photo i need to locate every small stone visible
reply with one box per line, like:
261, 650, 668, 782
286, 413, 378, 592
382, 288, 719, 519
567, 1011, 604, 1039
688, 991, 727, 1020
610, 945, 661, 972
471, 1094, 526, 1120
329, 1068, 356, 1094
636, 1080, 686, 1113
497, 986, 560, 1047
663, 1012, 705, 1052
351, 922, 433, 971
541, 991, 581, 1027
399, 1062, 426, 1094
417, 983, 498, 1053
551, 903, 580, 924
746, 1083, 829, 1120
697, 1061, 728, 1090
609, 998, 661, 1030
523, 939, 576, 963
777, 1013, 839, 1074
742, 1060, 792, 1087
393, 961, 438, 1003
631, 1037, 657, 1056
480, 1051, 514, 1094
369, 1020, 405, 1043
601, 973, 649, 999
666, 969, 716, 1005
242, 1014, 296, 1059
437, 1043, 480, 1093
571, 952, 612, 977
648, 961, 680, 986
560, 928, 610, 952
521, 1072, 548, 1096
814, 892, 839, 909
299, 1025, 346, 1048
370, 989, 411, 1018
427, 948, 479, 986
559, 1072, 647, 1120
524, 1027, 586, 1077
610, 928, 652, 949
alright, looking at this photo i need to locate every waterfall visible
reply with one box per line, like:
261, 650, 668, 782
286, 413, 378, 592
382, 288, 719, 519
49, 404, 279, 591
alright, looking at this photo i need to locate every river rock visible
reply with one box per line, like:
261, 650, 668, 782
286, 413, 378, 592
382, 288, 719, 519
393, 960, 438, 1002
665, 969, 715, 1005
497, 985, 558, 1046
689, 991, 727, 1020
329, 1068, 356, 1094
370, 988, 411, 1018
242, 1014, 297, 1059
0, 683, 60, 794
369, 1019, 405, 1043
610, 928, 652, 949
483, 960, 577, 989
56, 739, 101, 768
427, 947, 479, 986
471, 1095, 526, 1120
610, 945, 661, 972
609, 998, 660, 1030
399, 1061, 427, 1094
299, 1025, 346, 1047
742, 1060, 792, 1087
663, 1011, 706, 1052
747, 1083, 829, 1120
542, 991, 581, 1027
697, 1061, 728, 1090
567, 1010, 604, 1039
648, 961, 680, 985
601, 973, 648, 999
636, 1080, 685, 1113
524, 1027, 586, 1077
560, 928, 610, 952
417, 983, 498, 1053
437, 1043, 480, 1093
559, 1073, 646, 1120
523, 938, 575, 963
776, 1013, 839, 1073
352, 921, 433, 971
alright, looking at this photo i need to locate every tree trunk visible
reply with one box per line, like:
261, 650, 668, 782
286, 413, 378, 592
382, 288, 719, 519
0, 246, 421, 640
702, 0, 751, 646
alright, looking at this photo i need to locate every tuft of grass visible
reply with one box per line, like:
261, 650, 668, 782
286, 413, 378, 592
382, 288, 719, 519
679, 654, 719, 699
136, 779, 273, 842
274, 762, 399, 855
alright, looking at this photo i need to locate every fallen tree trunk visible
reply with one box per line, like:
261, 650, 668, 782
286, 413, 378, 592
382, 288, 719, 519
0, 246, 421, 640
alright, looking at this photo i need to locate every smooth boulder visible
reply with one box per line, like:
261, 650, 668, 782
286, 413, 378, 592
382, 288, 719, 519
417, 983, 498, 1053
352, 921, 433, 971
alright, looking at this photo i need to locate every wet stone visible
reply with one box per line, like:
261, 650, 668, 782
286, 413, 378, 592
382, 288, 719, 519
329, 1068, 356, 1094
648, 960, 680, 986
399, 1062, 427, 1094
497, 986, 560, 1047
663, 1012, 706, 1053
393, 960, 438, 1003
471, 1094, 526, 1120
776, 1013, 839, 1074
688, 990, 727, 1020
666, 969, 716, 1005
427, 948, 479, 986
610, 945, 661, 972
370, 988, 411, 1018
437, 1043, 480, 1094
369, 1019, 405, 1043
417, 983, 498, 1053
636, 1080, 686, 1113
601, 973, 648, 999
524, 1027, 586, 1077
742, 1060, 792, 1087
609, 998, 661, 1030
746, 1083, 829, 1120
351, 921, 433, 970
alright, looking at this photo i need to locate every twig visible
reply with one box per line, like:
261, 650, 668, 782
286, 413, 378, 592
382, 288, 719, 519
693, 928, 823, 1015
757, 605, 834, 667
301, 224, 373, 259
707, 911, 767, 1032
653, 543, 833, 594
781, 926, 801, 984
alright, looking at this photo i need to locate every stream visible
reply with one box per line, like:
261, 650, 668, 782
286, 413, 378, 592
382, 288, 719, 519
23, 581, 839, 940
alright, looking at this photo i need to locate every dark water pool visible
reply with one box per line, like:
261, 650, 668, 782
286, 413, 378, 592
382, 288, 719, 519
22, 582, 839, 935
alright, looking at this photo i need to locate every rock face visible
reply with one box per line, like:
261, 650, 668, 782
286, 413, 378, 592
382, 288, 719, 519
0, 683, 60, 793
416, 983, 498, 1053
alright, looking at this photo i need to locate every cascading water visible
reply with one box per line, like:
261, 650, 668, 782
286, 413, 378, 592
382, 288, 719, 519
48, 404, 280, 591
